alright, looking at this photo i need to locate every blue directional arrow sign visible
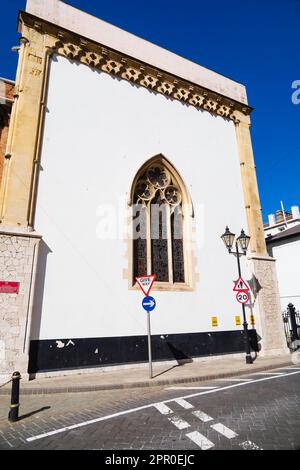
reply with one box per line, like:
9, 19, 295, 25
142, 296, 156, 312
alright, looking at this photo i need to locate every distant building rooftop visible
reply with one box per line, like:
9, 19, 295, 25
264, 205, 300, 239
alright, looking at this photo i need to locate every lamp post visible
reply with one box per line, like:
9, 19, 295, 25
221, 227, 253, 364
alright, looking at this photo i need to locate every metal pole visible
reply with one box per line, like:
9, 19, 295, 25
147, 311, 153, 379
8, 371, 21, 422
236, 242, 253, 364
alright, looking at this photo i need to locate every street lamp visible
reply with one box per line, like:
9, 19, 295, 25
221, 227, 253, 364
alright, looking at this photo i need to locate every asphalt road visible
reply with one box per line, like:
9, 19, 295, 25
0, 365, 299, 451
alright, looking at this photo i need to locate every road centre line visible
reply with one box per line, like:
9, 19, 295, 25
165, 386, 218, 390
250, 372, 285, 375
154, 403, 173, 415
211, 423, 238, 439
168, 416, 190, 430
174, 398, 194, 409
26, 369, 300, 443
186, 431, 215, 450
192, 410, 213, 423
217, 378, 253, 382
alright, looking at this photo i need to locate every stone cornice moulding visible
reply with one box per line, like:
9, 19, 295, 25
0, 228, 42, 239
247, 254, 276, 262
19, 11, 253, 124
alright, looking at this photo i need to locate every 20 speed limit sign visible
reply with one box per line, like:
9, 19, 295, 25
236, 291, 250, 304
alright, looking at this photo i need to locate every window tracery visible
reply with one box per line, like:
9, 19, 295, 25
133, 161, 185, 284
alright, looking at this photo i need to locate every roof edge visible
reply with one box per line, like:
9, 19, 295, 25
25, 0, 248, 106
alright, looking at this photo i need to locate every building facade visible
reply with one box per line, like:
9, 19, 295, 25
265, 206, 300, 311
264, 205, 300, 237
0, 0, 288, 378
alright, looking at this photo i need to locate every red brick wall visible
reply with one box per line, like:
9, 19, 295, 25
0, 81, 14, 190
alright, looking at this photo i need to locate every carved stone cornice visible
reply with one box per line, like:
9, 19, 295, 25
19, 11, 253, 123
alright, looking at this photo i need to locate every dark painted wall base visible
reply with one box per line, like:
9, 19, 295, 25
28, 330, 259, 374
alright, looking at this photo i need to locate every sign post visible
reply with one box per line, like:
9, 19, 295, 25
233, 274, 252, 364
135, 275, 156, 379
142, 296, 156, 379
147, 311, 152, 379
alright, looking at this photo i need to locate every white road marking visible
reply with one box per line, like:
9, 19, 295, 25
168, 416, 190, 430
186, 431, 215, 450
217, 378, 253, 382
165, 386, 218, 390
174, 398, 194, 409
154, 403, 173, 415
192, 410, 213, 423
211, 423, 238, 439
250, 372, 285, 376
26, 404, 167, 442
26, 369, 300, 442
240, 440, 262, 450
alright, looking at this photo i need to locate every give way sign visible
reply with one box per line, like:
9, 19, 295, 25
135, 275, 156, 296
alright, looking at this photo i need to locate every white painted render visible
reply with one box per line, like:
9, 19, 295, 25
25, 0, 248, 105
264, 219, 300, 236
31, 55, 251, 341
271, 240, 300, 311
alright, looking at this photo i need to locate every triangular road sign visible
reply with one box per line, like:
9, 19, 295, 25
135, 274, 156, 296
233, 276, 250, 292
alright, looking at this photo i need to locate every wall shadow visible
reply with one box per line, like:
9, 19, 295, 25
165, 340, 193, 364
28, 240, 52, 377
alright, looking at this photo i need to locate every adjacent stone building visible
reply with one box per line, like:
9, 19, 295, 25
0, 0, 288, 379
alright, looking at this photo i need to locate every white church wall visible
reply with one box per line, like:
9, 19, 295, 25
30, 55, 253, 368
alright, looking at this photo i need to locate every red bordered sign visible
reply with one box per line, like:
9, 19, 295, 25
236, 291, 250, 304
0, 281, 20, 294
135, 275, 156, 296
233, 276, 250, 292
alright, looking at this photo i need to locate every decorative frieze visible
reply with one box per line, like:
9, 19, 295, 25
20, 11, 252, 124
53, 38, 246, 122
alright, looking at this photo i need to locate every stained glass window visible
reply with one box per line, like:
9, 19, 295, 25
171, 209, 185, 282
133, 205, 147, 278
151, 193, 169, 282
133, 161, 185, 284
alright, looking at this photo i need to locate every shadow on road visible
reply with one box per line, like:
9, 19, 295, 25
17, 406, 51, 422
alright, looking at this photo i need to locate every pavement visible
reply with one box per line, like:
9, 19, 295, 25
0, 352, 293, 395
0, 363, 299, 450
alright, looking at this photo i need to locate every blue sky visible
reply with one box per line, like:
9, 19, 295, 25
1, 0, 299, 221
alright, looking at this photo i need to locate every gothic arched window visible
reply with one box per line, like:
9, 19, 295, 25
131, 156, 192, 288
